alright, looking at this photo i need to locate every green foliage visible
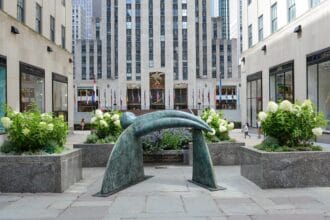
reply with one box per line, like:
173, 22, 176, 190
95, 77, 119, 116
142, 128, 192, 153
0, 105, 68, 154
258, 100, 327, 150
200, 108, 234, 142
88, 110, 123, 143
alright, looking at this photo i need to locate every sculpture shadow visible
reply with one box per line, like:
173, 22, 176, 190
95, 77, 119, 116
95, 110, 225, 197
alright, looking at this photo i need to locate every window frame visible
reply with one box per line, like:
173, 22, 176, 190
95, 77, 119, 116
17, 0, 25, 23
258, 15, 263, 41
52, 73, 68, 121
0, 55, 7, 134
271, 3, 277, 33
35, 3, 42, 34
50, 15, 55, 42
248, 24, 252, 48
287, 0, 296, 22
61, 25, 66, 49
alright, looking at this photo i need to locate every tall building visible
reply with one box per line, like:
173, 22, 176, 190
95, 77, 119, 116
73, 0, 241, 124
72, 6, 86, 43
72, 0, 92, 39
0, 0, 74, 138
241, 0, 330, 134
218, 0, 230, 39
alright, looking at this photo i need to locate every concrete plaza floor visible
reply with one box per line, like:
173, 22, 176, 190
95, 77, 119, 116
1, 130, 330, 220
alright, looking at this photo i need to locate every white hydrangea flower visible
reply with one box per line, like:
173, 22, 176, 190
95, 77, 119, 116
39, 121, 47, 129
95, 109, 103, 119
22, 128, 30, 136
103, 112, 111, 119
279, 100, 293, 112
227, 122, 235, 130
312, 127, 323, 137
302, 99, 313, 112
111, 114, 120, 121
90, 117, 97, 124
41, 113, 52, 121
208, 128, 216, 136
219, 119, 227, 127
99, 120, 108, 128
293, 105, 302, 116
1, 117, 12, 129
47, 123, 54, 131
258, 111, 267, 121
266, 101, 278, 113
114, 119, 121, 127
209, 108, 216, 115
58, 115, 65, 120
206, 116, 212, 124
219, 125, 227, 133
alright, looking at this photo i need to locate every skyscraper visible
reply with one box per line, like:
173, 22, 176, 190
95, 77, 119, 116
219, 0, 230, 39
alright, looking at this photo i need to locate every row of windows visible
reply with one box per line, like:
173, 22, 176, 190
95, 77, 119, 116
248, 0, 320, 48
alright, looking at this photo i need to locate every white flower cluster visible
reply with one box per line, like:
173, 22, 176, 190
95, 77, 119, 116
201, 108, 234, 136
1, 117, 13, 129
90, 110, 121, 128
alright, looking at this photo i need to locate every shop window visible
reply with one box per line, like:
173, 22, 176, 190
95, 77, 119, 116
269, 62, 294, 102
0, 56, 6, 133
77, 88, 99, 112
127, 88, 141, 110
174, 88, 187, 109
216, 86, 237, 110
52, 73, 68, 121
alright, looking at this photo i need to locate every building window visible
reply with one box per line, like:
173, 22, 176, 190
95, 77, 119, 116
269, 62, 294, 103
307, 48, 330, 130
135, 0, 141, 80
288, 0, 296, 22
310, 0, 320, 8
271, 3, 277, 33
35, 3, 42, 34
77, 88, 99, 112
258, 15, 263, 41
127, 88, 141, 110
150, 72, 165, 110
0, 0, 3, 10
216, 86, 237, 110
61, 0, 66, 6
61, 25, 66, 49
106, 0, 112, 79
126, 0, 132, 80
173, 0, 179, 80
247, 72, 262, 127
149, 0, 154, 67
17, 0, 25, 23
160, 0, 165, 67
248, 24, 252, 48
50, 16, 55, 42
182, 1, 188, 80
0, 56, 6, 133
195, 0, 200, 78
248, 0, 252, 5
174, 88, 188, 109
202, 0, 207, 76
20, 63, 45, 112
114, 0, 118, 78
52, 73, 68, 121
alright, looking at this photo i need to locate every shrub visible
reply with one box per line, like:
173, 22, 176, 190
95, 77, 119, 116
0, 105, 68, 154
142, 128, 192, 153
258, 100, 327, 149
200, 108, 234, 142
85, 110, 123, 143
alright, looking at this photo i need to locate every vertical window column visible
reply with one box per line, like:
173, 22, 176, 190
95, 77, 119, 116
258, 15, 263, 41
89, 41, 94, 80
149, 0, 154, 68
271, 3, 277, 33
106, 0, 112, 79
173, 0, 179, 80
195, 0, 200, 78
115, 0, 118, 78
182, 0, 188, 80
97, 41, 102, 79
17, 0, 25, 23
36, 3, 42, 34
0, 56, 6, 133
126, 0, 132, 80
50, 16, 55, 42
288, 0, 296, 22
202, 0, 207, 76
136, 0, 141, 80
160, 0, 165, 67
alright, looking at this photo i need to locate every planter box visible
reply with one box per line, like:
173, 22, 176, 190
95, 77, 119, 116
189, 142, 245, 165
144, 150, 189, 164
0, 149, 82, 193
73, 144, 115, 167
240, 146, 330, 189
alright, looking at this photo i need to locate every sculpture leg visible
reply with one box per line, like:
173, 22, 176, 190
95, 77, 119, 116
95, 129, 147, 197
190, 129, 225, 191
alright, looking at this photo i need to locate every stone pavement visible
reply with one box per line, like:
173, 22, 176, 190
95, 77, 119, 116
1, 166, 330, 220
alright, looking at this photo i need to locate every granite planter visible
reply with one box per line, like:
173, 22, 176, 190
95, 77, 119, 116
240, 146, 330, 189
0, 149, 82, 193
144, 150, 189, 165
189, 142, 245, 165
73, 144, 115, 167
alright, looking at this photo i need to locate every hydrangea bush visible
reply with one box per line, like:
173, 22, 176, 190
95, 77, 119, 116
258, 100, 327, 151
201, 108, 234, 142
85, 110, 123, 143
0, 106, 68, 154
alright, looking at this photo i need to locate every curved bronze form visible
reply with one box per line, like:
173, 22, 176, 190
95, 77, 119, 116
96, 110, 223, 197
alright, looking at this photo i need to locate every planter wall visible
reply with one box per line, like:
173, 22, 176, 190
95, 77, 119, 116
73, 144, 114, 167
189, 142, 245, 165
240, 146, 330, 189
0, 149, 82, 193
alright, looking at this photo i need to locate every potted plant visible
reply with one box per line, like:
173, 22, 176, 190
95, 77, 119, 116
0, 106, 82, 193
190, 108, 244, 165
240, 99, 329, 188
73, 109, 123, 167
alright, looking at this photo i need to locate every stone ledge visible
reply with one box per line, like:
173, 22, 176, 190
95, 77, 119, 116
240, 146, 330, 189
0, 149, 82, 193
73, 144, 114, 167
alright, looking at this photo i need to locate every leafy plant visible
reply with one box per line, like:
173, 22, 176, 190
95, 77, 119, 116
258, 100, 327, 150
200, 108, 234, 142
0, 105, 68, 154
86, 109, 123, 143
142, 128, 192, 153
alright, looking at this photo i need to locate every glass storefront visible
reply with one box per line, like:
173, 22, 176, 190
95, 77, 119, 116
77, 88, 99, 112
269, 62, 294, 102
150, 72, 165, 109
20, 63, 45, 112
307, 48, 330, 130
0, 56, 6, 133
216, 86, 237, 110
247, 72, 262, 127
174, 88, 188, 109
52, 73, 68, 121
127, 88, 141, 110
